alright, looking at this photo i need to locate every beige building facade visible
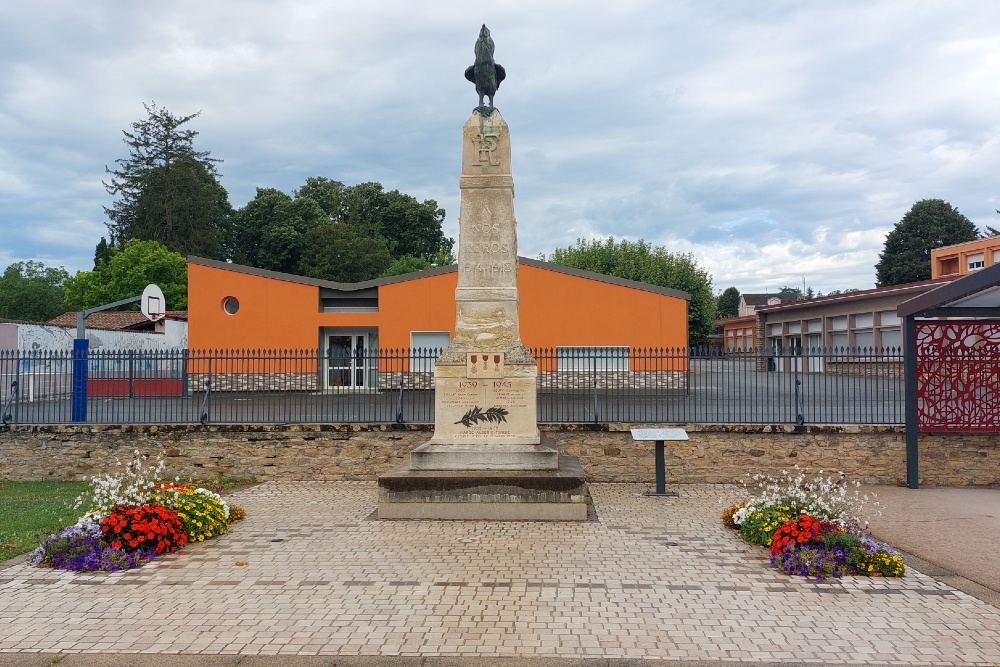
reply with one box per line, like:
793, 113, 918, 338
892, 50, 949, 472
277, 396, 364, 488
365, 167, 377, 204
755, 278, 955, 369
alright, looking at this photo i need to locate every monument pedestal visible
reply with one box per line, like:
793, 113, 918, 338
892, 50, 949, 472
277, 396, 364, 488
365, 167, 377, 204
378, 456, 588, 521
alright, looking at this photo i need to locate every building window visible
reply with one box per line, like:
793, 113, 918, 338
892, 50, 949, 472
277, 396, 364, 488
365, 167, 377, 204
938, 256, 959, 276
878, 310, 900, 327
880, 328, 902, 350
854, 330, 874, 350
411, 332, 450, 373
556, 346, 629, 371
967, 253, 985, 271
222, 297, 239, 315
830, 332, 848, 351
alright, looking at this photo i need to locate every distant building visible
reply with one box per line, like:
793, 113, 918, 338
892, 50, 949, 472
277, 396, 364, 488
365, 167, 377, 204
716, 290, 802, 352
930, 237, 1000, 279
737, 290, 802, 317
717, 315, 758, 352
755, 278, 955, 363
48, 311, 187, 334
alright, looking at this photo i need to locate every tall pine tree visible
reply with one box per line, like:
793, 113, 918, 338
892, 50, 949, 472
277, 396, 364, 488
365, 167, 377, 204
103, 102, 231, 259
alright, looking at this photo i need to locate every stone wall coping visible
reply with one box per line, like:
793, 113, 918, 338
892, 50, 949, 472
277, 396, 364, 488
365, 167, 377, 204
0, 422, 907, 435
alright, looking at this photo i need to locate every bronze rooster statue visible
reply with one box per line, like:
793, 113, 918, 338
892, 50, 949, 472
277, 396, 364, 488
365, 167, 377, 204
464, 24, 506, 114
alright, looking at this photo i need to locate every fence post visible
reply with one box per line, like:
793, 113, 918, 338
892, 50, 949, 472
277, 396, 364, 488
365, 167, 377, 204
2, 379, 16, 426
128, 350, 135, 399
71, 338, 89, 422
904, 315, 919, 489
794, 350, 804, 427
396, 348, 405, 424
200, 357, 212, 425
592, 354, 599, 423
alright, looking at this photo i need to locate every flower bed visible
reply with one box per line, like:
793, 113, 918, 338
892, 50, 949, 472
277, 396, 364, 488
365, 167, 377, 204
721, 468, 905, 580
32, 451, 246, 573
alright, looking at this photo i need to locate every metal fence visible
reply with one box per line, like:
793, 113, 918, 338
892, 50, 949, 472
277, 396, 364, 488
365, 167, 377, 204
0, 346, 905, 426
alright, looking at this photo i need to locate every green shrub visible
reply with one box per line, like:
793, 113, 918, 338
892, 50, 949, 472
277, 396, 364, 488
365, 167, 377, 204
739, 505, 792, 546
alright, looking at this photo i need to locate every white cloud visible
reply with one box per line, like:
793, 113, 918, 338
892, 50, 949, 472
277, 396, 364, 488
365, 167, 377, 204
0, 0, 999, 294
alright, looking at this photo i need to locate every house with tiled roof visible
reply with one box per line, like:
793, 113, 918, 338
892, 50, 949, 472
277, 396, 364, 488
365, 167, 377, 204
47, 310, 188, 333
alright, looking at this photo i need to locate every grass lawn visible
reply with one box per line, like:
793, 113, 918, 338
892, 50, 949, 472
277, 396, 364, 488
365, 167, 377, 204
0, 480, 89, 562
0, 477, 258, 564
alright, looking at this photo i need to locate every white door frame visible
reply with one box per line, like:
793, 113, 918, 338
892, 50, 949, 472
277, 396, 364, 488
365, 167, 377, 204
325, 332, 370, 389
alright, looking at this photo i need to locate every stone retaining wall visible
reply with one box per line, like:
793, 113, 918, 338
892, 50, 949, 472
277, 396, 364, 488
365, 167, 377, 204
1, 424, 997, 487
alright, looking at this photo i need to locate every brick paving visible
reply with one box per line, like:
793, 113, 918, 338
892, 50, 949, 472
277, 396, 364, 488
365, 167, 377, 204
1, 482, 999, 663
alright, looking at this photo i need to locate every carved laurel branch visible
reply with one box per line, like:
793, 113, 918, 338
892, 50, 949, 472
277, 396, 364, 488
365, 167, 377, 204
455, 406, 509, 428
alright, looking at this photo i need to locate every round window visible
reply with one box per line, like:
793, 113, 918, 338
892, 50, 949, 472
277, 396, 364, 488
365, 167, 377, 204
223, 296, 240, 315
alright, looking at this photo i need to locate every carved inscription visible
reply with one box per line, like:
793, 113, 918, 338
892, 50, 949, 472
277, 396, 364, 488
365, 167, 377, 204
488, 379, 530, 413
470, 241, 510, 254
462, 262, 513, 276
470, 133, 501, 168
435, 375, 534, 441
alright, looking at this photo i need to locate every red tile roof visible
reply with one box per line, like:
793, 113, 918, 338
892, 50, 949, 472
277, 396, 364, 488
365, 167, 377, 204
47, 311, 186, 330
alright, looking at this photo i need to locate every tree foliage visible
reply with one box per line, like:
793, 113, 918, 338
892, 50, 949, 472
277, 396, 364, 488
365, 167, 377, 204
297, 224, 393, 283
104, 102, 231, 259
381, 255, 433, 277
226, 177, 454, 282
226, 188, 327, 273
0, 261, 70, 322
716, 286, 740, 319
549, 238, 717, 345
63, 240, 188, 310
875, 199, 979, 287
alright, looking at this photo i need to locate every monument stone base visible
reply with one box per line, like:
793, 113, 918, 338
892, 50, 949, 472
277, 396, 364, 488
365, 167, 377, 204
377, 455, 589, 521
410, 443, 558, 471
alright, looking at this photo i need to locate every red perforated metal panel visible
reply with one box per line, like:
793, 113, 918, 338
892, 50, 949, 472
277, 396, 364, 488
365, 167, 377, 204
916, 320, 1000, 431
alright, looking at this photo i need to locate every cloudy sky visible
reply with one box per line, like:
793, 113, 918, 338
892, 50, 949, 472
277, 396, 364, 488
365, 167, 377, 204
2, 1, 1000, 294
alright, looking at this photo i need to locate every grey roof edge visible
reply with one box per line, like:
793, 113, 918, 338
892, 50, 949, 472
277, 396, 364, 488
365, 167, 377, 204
757, 277, 957, 314
519, 257, 690, 300
188, 255, 691, 300
187, 256, 458, 291
897, 262, 1000, 317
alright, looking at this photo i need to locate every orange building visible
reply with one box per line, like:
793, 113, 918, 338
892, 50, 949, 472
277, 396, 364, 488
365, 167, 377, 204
718, 315, 758, 352
187, 256, 689, 389
931, 237, 1000, 278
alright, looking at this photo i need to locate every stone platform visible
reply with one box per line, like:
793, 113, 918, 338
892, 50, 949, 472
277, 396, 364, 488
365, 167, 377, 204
377, 455, 588, 520
409, 442, 557, 471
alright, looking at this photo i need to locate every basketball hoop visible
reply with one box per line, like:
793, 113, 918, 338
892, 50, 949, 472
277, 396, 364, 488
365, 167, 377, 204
141, 284, 167, 323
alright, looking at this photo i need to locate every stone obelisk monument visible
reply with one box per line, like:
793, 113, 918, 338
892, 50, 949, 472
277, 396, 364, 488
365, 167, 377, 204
377, 25, 587, 520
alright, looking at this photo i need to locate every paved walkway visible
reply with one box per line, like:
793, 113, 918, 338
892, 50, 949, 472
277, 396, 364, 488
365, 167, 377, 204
1, 482, 999, 664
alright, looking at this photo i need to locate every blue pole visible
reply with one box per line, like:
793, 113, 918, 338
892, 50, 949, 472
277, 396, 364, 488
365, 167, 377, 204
72, 338, 89, 422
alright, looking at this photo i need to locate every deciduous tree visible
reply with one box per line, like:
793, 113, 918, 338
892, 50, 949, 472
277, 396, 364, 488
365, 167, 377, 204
63, 240, 187, 310
549, 238, 717, 345
227, 188, 326, 273
297, 224, 392, 282
0, 261, 70, 321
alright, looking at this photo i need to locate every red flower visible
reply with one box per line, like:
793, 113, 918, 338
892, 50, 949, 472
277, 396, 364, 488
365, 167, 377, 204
100, 504, 187, 555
